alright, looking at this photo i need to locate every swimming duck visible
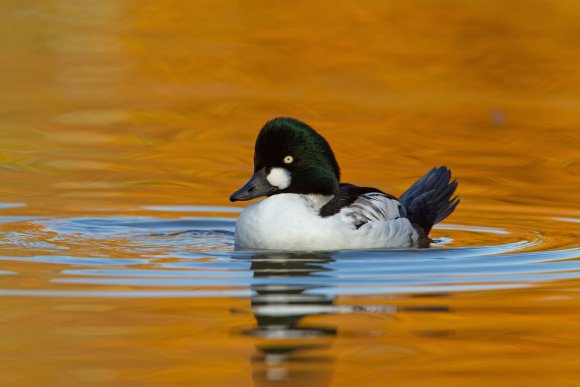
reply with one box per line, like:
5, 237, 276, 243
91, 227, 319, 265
230, 117, 459, 250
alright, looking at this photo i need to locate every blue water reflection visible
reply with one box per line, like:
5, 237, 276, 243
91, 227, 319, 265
0, 208, 578, 298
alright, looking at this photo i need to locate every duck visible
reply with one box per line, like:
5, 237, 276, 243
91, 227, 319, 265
230, 117, 459, 251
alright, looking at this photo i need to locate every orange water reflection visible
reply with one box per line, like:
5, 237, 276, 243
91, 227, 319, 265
1, 0, 579, 385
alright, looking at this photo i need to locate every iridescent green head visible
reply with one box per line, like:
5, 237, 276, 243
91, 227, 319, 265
230, 117, 340, 201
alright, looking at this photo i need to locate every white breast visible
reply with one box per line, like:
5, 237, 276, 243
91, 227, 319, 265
234, 193, 419, 251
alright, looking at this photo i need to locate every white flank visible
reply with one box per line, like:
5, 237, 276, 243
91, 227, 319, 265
266, 168, 291, 189
234, 193, 419, 250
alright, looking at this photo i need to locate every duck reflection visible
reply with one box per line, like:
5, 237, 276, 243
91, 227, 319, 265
245, 252, 336, 386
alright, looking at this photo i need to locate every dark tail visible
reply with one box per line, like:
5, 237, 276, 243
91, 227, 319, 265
399, 166, 459, 235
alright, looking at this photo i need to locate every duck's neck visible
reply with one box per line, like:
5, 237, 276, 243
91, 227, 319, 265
304, 194, 334, 210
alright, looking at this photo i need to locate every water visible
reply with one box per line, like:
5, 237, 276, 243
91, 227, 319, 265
1, 206, 579, 384
1, 1, 580, 385
1, 208, 578, 298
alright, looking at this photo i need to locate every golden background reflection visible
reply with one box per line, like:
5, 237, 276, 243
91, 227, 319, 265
0, 1, 579, 385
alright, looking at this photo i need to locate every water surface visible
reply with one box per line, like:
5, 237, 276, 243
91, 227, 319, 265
1, 1, 580, 386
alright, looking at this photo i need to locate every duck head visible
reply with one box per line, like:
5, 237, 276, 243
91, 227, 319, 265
230, 117, 340, 202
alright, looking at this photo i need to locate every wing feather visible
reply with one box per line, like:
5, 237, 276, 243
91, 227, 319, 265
340, 192, 404, 229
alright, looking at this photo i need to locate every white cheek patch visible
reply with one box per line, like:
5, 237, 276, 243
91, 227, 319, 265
266, 167, 291, 190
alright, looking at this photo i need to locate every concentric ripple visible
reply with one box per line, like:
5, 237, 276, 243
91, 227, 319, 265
0, 206, 578, 299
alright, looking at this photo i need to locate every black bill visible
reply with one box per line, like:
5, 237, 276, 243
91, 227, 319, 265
229, 168, 277, 202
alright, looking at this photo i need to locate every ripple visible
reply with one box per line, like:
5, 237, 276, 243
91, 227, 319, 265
554, 217, 580, 224
0, 206, 577, 298
0, 202, 26, 209
435, 223, 510, 235
0, 289, 252, 298
143, 205, 242, 213
0, 256, 148, 266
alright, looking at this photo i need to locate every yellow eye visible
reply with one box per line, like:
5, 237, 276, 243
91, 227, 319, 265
283, 155, 293, 164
